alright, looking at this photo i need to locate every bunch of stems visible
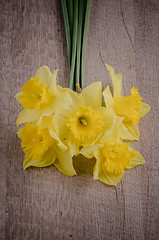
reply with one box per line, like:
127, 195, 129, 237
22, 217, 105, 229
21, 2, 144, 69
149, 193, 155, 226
61, 0, 92, 91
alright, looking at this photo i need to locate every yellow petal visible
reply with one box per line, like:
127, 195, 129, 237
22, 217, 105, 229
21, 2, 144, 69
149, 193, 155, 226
120, 122, 140, 141
128, 150, 145, 169
93, 151, 100, 179
16, 109, 39, 126
101, 116, 123, 144
68, 136, 80, 157
82, 82, 102, 109
93, 150, 124, 186
103, 86, 114, 108
106, 64, 122, 98
49, 129, 67, 152
80, 143, 101, 159
50, 91, 73, 114
66, 88, 85, 113
37, 114, 55, 130
48, 69, 58, 95
35, 91, 73, 125
138, 102, 151, 118
23, 148, 56, 170
99, 107, 115, 130
54, 150, 76, 176
14, 91, 22, 104
97, 170, 124, 186
34, 66, 54, 89
53, 114, 69, 140
80, 146, 94, 158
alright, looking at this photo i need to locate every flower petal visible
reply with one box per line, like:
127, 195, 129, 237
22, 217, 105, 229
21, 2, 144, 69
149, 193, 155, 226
53, 114, 69, 140
99, 107, 115, 130
16, 109, 39, 126
82, 82, 102, 109
128, 150, 145, 169
61, 88, 84, 113
54, 150, 76, 176
103, 86, 114, 108
101, 116, 123, 144
97, 170, 124, 186
50, 91, 73, 114
67, 133, 79, 156
138, 103, 151, 118
80, 143, 101, 159
48, 69, 58, 95
14, 91, 22, 104
93, 150, 124, 186
23, 147, 56, 170
106, 64, 122, 98
120, 122, 140, 141
49, 129, 67, 152
34, 66, 54, 89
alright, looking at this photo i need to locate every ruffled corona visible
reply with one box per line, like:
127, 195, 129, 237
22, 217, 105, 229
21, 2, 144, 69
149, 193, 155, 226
114, 87, 143, 124
18, 123, 54, 159
67, 105, 104, 142
101, 141, 136, 175
19, 78, 51, 110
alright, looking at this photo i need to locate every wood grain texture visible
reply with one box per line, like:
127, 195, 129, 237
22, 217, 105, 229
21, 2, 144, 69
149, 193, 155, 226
1, 0, 159, 239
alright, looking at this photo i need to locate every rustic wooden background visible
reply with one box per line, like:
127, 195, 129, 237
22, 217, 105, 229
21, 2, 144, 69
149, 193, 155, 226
1, 0, 159, 239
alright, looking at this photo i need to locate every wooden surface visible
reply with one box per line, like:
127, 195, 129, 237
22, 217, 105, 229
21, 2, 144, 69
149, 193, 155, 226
1, 0, 159, 239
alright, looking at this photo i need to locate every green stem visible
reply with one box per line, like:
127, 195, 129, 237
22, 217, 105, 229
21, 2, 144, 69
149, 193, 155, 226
75, 0, 84, 87
69, 0, 78, 90
81, 0, 92, 89
61, 0, 71, 68
67, 0, 73, 36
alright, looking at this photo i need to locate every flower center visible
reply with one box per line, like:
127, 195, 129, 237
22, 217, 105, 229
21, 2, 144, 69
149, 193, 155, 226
114, 87, 143, 124
79, 116, 88, 126
67, 105, 104, 143
102, 141, 136, 175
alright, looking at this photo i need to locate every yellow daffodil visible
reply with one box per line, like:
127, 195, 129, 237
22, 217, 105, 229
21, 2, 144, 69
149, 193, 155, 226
103, 64, 150, 140
53, 82, 115, 158
17, 121, 76, 176
15, 66, 73, 126
93, 117, 145, 186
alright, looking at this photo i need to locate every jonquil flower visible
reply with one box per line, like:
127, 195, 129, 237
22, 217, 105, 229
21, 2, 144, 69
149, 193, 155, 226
15, 66, 73, 125
17, 120, 76, 176
93, 117, 145, 186
103, 64, 150, 140
54, 82, 115, 159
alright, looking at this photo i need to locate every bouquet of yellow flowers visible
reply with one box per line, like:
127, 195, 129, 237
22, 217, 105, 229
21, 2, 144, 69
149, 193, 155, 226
15, 64, 150, 186
15, 1, 150, 186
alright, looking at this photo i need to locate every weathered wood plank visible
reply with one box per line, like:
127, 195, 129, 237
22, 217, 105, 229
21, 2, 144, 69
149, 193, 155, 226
1, 0, 159, 239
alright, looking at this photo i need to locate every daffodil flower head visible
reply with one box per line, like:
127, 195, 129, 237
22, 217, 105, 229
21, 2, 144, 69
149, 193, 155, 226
67, 105, 104, 143
17, 115, 76, 176
18, 123, 54, 159
101, 141, 136, 175
15, 67, 73, 126
93, 116, 145, 186
103, 64, 150, 140
54, 82, 115, 158
94, 140, 145, 186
